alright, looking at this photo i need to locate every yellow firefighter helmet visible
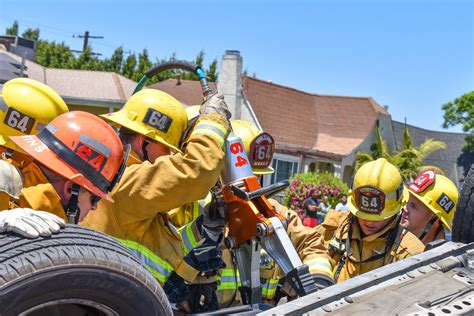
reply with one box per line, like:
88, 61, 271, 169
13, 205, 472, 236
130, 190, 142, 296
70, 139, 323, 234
408, 171, 459, 231
231, 120, 275, 175
101, 89, 187, 153
349, 158, 404, 221
0, 78, 69, 154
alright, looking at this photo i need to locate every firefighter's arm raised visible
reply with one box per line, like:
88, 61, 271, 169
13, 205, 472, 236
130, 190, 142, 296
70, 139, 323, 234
113, 113, 230, 222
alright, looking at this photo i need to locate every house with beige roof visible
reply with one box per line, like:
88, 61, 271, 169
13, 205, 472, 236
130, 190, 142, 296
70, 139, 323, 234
3, 39, 468, 186
0, 36, 135, 114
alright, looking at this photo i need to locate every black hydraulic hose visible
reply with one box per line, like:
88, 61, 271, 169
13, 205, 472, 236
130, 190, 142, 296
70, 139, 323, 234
133, 60, 213, 97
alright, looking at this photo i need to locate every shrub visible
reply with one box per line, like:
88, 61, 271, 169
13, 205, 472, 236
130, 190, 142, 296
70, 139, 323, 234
283, 172, 349, 211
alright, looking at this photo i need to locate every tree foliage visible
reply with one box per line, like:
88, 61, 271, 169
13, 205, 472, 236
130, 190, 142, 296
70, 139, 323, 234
35, 40, 75, 68
4, 21, 219, 84
6, 20, 18, 36
22, 28, 40, 41
442, 91, 474, 151
356, 120, 447, 181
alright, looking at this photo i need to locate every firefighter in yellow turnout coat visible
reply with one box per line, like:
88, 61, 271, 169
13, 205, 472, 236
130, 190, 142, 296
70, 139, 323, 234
401, 170, 459, 245
0, 78, 72, 238
81, 91, 231, 305
177, 119, 335, 309
0, 78, 69, 209
315, 158, 425, 283
7, 111, 126, 237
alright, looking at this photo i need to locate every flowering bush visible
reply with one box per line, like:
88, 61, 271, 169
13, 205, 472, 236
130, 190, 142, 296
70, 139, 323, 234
283, 172, 349, 211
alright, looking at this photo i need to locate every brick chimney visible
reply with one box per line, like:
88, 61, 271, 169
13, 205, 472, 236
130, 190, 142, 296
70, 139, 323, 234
217, 50, 243, 119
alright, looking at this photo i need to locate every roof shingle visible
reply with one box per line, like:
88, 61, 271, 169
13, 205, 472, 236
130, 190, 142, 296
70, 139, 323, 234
243, 76, 389, 157
149, 79, 217, 106
0, 48, 135, 102
150, 76, 389, 158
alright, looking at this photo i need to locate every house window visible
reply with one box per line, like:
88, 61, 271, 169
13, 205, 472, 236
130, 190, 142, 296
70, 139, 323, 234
270, 159, 299, 184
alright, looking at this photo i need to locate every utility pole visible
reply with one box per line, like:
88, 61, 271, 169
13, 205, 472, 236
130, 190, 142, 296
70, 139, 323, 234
72, 31, 104, 56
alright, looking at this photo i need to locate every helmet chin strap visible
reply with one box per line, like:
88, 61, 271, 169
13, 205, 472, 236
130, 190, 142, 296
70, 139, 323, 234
66, 184, 81, 224
141, 139, 150, 162
419, 215, 439, 242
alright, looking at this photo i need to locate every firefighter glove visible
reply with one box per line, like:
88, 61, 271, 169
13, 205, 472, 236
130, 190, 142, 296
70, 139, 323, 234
202, 191, 227, 232
188, 283, 219, 313
312, 273, 334, 290
200, 93, 231, 119
184, 242, 225, 274
163, 271, 189, 304
0, 208, 65, 238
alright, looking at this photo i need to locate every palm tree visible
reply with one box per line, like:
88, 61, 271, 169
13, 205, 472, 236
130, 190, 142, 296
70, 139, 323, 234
356, 120, 447, 181
355, 120, 393, 171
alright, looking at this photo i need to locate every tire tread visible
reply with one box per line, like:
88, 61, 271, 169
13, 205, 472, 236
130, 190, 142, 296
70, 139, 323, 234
0, 225, 172, 315
452, 165, 474, 243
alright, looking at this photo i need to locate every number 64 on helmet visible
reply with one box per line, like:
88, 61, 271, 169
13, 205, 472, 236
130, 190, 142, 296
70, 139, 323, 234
0, 78, 69, 156
11, 111, 129, 223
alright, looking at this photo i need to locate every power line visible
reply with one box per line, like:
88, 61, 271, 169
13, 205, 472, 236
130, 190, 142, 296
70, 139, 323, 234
2, 18, 138, 57
72, 31, 103, 56
73, 31, 103, 51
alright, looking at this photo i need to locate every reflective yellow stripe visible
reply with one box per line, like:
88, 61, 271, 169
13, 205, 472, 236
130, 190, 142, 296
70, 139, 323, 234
196, 120, 229, 137
116, 238, 174, 283
179, 221, 199, 255
192, 200, 199, 220
192, 121, 229, 147
262, 278, 279, 299
217, 268, 241, 291
306, 257, 334, 278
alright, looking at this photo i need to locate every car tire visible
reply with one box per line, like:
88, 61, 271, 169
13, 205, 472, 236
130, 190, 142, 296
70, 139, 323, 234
452, 165, 474, 244
0, 225, 172, 316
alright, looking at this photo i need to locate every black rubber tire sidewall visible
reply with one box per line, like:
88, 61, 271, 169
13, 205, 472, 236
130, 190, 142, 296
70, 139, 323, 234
0, 266, 166, 315
0, 225, 172, 315
452, 164, 474, 243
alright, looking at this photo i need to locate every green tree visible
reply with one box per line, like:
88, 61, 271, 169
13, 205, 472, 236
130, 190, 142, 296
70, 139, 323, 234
132, 48, 152, 81
105, 46, 124, 73
22, 28, 40, 41
122, 53, 137, 79
6, 20, 19, 36
208, 58, 218, 82
75, 46, 103, 70
35, 40, 75, 68
442, 91, 474, 151
355, 120, 391, 171
356, 120, 447, 181
5, 22, 221, 83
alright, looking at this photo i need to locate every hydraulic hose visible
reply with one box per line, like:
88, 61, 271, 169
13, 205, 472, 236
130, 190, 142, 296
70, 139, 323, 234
132, 60, 213, 97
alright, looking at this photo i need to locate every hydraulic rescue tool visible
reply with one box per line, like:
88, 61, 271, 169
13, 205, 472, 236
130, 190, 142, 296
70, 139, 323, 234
134, 61, 317, 305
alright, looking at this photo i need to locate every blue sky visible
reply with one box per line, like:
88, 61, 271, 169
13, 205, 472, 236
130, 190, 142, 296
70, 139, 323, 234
1, 0, 472, 133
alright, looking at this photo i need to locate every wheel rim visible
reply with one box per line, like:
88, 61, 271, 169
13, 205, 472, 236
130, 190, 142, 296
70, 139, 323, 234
19, 298, 119, 316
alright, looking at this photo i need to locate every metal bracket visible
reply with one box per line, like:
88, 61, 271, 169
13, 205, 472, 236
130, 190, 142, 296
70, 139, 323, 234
231, 180, 289, 201
260, 217, 317, 296
234, 239, 263, 304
